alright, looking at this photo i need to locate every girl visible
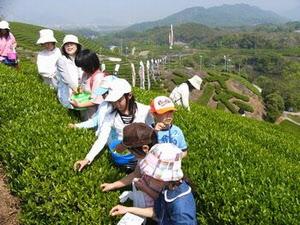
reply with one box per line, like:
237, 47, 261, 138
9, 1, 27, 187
169, 75, 202, 111
71, 49, 105, 120
73, 78, 154, 171
110, 143, 197, 225
57, 34, 83, 109
0, 20, 17, 66
36, 29, 61, 89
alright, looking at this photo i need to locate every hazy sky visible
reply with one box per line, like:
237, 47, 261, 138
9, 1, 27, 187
2, 0, 300, 27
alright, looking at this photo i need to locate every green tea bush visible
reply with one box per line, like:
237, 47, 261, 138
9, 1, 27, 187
0, 62, 299, 224
233, 100, 254, 112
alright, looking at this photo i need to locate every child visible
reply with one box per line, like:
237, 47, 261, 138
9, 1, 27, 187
110, 144, 197, 225
73, 79, 154, 172
150, 96, 188, 157
70, 49, 106, 120
36, 29, 61, 89
100, 123, 162, 206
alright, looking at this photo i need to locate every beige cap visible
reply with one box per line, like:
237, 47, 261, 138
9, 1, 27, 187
188, 75, 202, 90
62, 34, 80, 46
0, 21, 10, 29
36, 29, 57, 44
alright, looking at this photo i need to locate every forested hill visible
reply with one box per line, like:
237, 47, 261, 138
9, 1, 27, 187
126, 4, 287, 32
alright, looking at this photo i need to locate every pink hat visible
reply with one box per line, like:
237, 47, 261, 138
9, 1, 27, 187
150, 96, 176, 114
139, 143, 183, 182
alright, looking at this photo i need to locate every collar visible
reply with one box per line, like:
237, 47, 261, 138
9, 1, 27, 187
163, 181, 191, 203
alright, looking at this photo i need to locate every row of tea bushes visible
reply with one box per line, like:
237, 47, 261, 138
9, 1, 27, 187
0, 62, 299, 224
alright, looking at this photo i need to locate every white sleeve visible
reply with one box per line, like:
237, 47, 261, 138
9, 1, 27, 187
75, 113, 98, 129
85, 115, 113, 163
180, 85, 190, 110
57, 58, 78, 90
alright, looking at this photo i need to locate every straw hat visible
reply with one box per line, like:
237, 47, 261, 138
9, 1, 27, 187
105, 78, 132, 102
36, 29, 57, 44
62, 34, 80, 46
188, 75, 203, 90
150, 96, 176, 114
0, 21, 10, 29
139, 143, 183, 182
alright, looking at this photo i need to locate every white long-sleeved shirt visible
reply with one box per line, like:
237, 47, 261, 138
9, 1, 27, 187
169, 83, 190, 111
85, 102, 154, 163
75, 102, 112, 136
56, 55, 83, 108
37, 47, 61, 78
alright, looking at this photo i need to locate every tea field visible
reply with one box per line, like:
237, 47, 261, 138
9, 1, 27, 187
0, 61, 299, 224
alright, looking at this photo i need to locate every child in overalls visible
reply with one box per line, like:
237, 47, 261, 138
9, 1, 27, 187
110, 144, 197, 225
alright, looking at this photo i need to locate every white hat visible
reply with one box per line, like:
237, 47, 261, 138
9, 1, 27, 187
188, 75, 202, 90
139, 143, 183, 182
105, 78, 132, 102
62, 34, 80, 46
150, 96, 176, 114
0, 21, 10, 29
36, 29, 57, 44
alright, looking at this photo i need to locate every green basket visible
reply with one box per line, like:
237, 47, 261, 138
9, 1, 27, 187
71, 92, 91, 111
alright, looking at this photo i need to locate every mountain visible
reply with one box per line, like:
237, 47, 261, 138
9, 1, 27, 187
126, 4, 288, 32
283, 6, 300, 21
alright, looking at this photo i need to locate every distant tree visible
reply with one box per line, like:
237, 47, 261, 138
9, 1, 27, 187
265, 92, 284, 122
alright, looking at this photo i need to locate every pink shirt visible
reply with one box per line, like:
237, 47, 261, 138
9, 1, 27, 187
0, 33, 16, 58
84, 69, 105, 104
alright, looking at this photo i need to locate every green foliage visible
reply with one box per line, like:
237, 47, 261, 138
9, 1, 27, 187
265, 93, 285, 122
233, 100, 254, 113
279, 120, 300, 136
198, 83, 215, 106
248, 52, 285, 75
0, 62, 300, 224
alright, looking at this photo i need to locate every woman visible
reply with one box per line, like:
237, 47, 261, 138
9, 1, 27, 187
169, 75, 202, 111
56, 34, 83, 109
110, 143, 197, 225
71, 49, 105, 120
0, 20, 17, 66
36, 29, 61, 89
73, 78, 154, 172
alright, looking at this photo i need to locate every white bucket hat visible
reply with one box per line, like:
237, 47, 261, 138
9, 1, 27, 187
188, 75, 203, 90
62, 34, 80, 46
36, 29, 57, 44
139, 143, 183, 182
0, 21, 10, 29
105, 78, 132, 102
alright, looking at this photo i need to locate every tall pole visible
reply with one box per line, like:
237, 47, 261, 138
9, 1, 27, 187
224, 55, 227, 72
200, 55, 203, 71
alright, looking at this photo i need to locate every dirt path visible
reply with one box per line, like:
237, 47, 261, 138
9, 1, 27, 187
0, 165, 20, 225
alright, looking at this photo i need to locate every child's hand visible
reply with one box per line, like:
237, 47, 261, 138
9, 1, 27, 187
115, 144, 127, 153
73, 159, 89, 172
100, 183, 116, 192
110, 205, 128, 216
68, 123, 76, 129
70, 100, 80, 108
154, 122, 165, 131
134, 178, 147, 192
